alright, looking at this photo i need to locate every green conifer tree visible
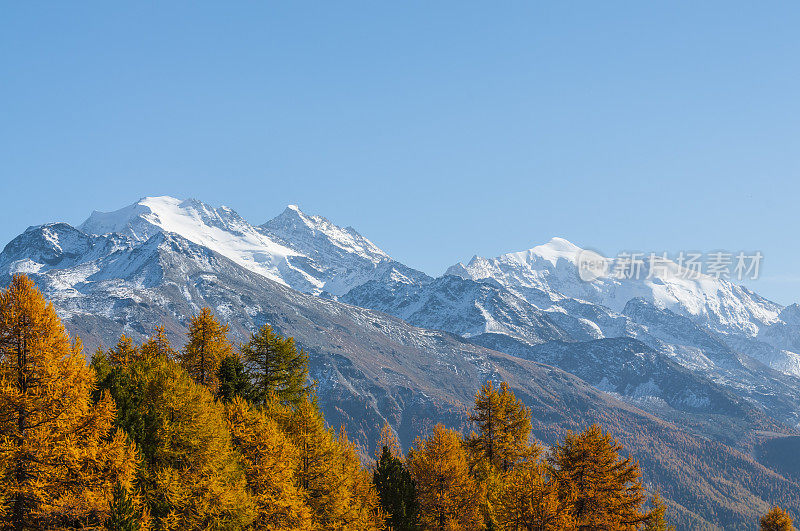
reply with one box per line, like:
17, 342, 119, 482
240, 324, 311, 406
373, 445, 420, 531
105, 482, 141, 531
216, 354, 254, 403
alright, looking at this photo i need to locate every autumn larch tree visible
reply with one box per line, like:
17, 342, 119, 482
374, 423, 404, 462
334, 427, 386, 530
408, 423, 481, 531
496, 457, 575, 531
0, 275, 138, 530
178, 307, 232, 392
277, 397, 384, 529
642, 493, 674, 531
105, 334, 140, 366
140, 325, 176, 359
224, 396, 312, 530
547, 424, 651, 530
240, 324, 311, 406
280, 397, 345, 526
760, 506, 795, 531
100, 354, 255, 529
467, 380, 533, 473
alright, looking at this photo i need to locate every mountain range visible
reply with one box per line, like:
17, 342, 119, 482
2, 196, 800, 529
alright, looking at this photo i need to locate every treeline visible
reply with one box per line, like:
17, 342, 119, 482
0, 275, 794, 530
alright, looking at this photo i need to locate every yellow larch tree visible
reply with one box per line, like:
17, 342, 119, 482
224, 396, 312, 530
760, 506, 795, 531
548, 424, 650, 530
467, 380, 535, 528
374, 422, 403, 462
496, 457, 576, 530
177, 307, 232, 392
140, 325, 176, 359
101, 354, 255, 530
0, 274, 138, 530
279, 397, 384, 530
334, 427, 385, 530
408, 423, 481, 531
106, 334, 140, 366
467, 380, 533, 473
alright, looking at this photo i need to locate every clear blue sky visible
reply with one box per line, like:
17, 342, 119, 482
2, 2, 799, 303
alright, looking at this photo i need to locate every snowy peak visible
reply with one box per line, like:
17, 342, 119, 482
510, 237, 583, 267
76, 197, 396, 297
81, 196, 256, 242
447, 237, 782, 338
261, 204, 391, 266
80, 196, 304, 287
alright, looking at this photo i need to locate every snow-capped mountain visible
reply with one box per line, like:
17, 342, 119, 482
446, 237, 782, 337
444, 238, 800, 376
78, 196, 394, 296
3, 195, 800, 527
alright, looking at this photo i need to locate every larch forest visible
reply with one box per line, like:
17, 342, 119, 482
0, 274, 794, 530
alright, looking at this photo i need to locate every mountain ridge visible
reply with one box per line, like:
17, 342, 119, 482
3, 195, 800, 528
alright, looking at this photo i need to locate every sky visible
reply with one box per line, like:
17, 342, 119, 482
2, 2, 800, 303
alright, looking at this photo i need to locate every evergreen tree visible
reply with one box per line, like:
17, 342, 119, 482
495, 457, 575, 530
224, 396, 312, 530
373, 445, 420, 531
0, 275, 138, 530
241, 324, 311, 406
467, 381, 533, 473
216, 354, 254, 403
102, 354, 255, 529
547, 424, 650, 530
408, 424, 481, 530
177, 307, 232, 392
760, 506, 795, 531
105, 482, 142, 531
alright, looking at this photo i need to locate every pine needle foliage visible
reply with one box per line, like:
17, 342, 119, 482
105, 481, 143, 531
216, 354, 254, 403
373, 444, 420, 531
